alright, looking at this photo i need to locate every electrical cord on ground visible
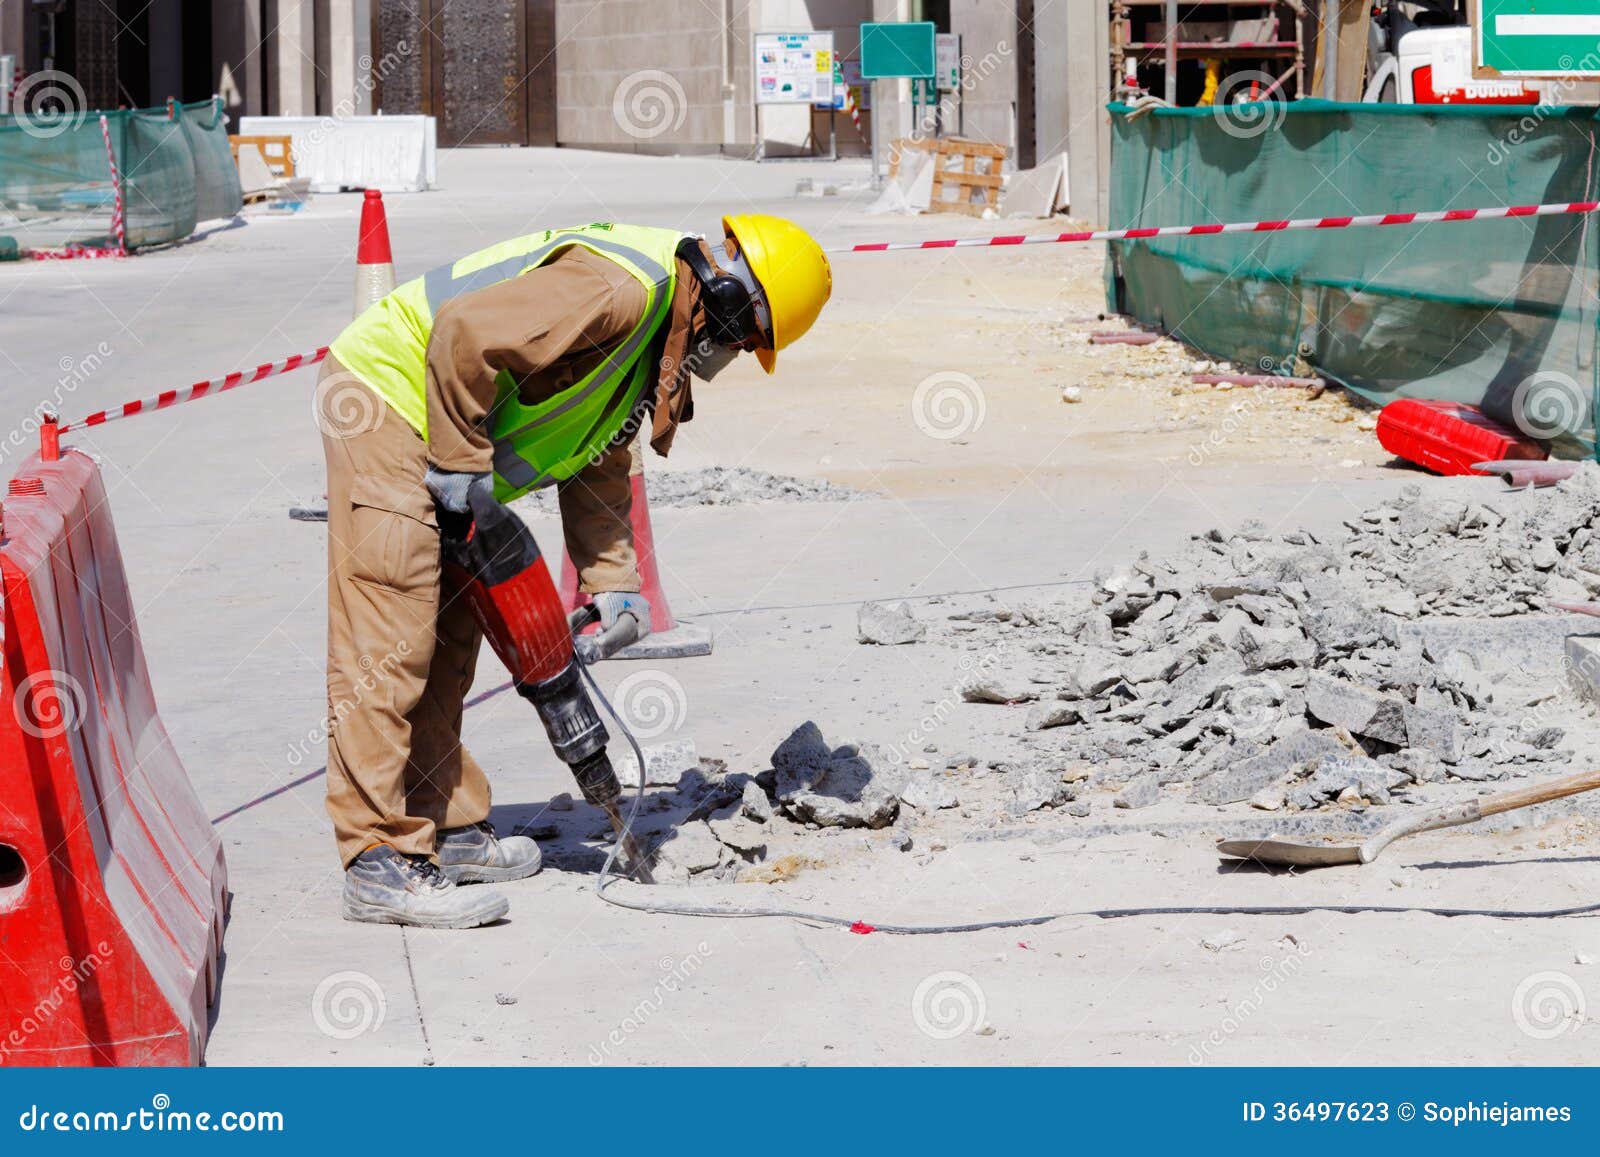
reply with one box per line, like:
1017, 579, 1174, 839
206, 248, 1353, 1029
575, 658, 1600, 932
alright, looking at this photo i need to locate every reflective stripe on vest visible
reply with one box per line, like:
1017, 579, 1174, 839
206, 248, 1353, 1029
329, 224, 683, 501
420, 235, 674, 495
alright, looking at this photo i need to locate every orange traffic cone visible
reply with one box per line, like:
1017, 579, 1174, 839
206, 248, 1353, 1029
354, 189, 395, 316
559, 439, 712, 659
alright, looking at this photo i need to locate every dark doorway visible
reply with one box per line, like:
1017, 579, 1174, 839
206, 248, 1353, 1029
372, 0, 557, 147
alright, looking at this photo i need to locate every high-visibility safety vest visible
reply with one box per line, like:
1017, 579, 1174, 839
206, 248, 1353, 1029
331, 223, 685, 500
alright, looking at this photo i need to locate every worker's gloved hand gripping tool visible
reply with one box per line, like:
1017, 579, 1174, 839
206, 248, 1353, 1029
437, 488, 652, 881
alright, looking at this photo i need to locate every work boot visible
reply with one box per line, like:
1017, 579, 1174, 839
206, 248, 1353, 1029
436, 821, 542, 885
343, 845, 508, 929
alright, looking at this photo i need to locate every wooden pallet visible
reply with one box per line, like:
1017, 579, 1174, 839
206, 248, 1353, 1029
890, 137, 1008, 217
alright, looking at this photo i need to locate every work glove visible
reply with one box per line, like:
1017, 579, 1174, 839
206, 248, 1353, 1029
424, 466, 493, 516
593, 591, 652, 644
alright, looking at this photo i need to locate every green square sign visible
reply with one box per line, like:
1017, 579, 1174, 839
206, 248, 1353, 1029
1477, 0, 1600, 77
859, 21, 937, 80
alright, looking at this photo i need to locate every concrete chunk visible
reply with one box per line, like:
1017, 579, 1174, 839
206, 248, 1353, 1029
1402, 702, 1463, 763
857, 600, 926, 645
1114, 773, 1161, 809
1190, 727, 1350, 805
960, 673, 1039, 704
1024, 699, 1084, 731
1305, 672, 1408, 744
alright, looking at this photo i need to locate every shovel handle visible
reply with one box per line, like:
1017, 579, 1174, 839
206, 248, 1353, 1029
1478, 766, 1600, 818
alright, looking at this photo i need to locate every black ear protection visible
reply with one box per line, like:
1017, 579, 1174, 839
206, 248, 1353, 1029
679, 237, 759, 347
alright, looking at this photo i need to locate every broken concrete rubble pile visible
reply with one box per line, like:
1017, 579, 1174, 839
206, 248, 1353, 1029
644, 721, 1072, 881
936, 470, 1600, 810
513, 466, 868, 516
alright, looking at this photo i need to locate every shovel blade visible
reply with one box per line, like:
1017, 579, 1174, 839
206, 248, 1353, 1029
1216, 836, 1364, 868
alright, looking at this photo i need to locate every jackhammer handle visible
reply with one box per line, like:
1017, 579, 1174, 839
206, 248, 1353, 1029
575, 613, 642, 664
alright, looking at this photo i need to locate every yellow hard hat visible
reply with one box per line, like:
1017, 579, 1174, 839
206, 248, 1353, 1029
722, 213, 831, 374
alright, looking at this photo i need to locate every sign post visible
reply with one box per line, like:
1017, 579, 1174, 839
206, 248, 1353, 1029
1474, 0, 1600, 78
860, 20, 937, 188
753, 31, 836, 161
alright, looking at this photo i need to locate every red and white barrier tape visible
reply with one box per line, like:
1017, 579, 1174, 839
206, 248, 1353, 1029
40, 199, 1600, 432
828, 199, 1600, 254
58, 347, 329, 433
843, 86, 865, 143
101, 113, 126, 255
27, 117, 126, 261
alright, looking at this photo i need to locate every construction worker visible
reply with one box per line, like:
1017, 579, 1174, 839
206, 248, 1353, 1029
316, 216, 831, 928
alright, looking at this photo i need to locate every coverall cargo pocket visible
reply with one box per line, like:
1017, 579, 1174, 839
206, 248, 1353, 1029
345, 473, 440, 600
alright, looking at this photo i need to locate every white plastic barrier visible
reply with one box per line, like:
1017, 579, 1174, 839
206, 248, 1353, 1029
237, 115, 436, 193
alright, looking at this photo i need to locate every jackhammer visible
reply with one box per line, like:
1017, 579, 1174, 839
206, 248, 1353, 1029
439, 486, 654, 883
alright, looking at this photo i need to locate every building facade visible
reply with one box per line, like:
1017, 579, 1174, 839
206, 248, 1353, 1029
0, 1, 1112, 220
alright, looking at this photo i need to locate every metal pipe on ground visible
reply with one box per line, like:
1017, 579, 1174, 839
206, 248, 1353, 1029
1473, 460, 1578, 488
1191, 373, 1325, 392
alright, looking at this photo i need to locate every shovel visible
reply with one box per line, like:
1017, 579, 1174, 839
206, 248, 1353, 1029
1217, 766, 1600, 868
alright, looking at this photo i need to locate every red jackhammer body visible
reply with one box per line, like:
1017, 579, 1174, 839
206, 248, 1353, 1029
439, 489, 651, 881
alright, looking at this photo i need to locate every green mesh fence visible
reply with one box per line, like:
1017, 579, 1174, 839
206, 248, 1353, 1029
1106, 100, 1600, 458
0, 99, 242, 257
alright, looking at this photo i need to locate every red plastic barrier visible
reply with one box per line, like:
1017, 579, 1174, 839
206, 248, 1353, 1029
1375, 398, 1546, 477
0, 449, 226, 1066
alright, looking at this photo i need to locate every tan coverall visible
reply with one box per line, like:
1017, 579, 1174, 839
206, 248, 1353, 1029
321, 244, 701, 866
